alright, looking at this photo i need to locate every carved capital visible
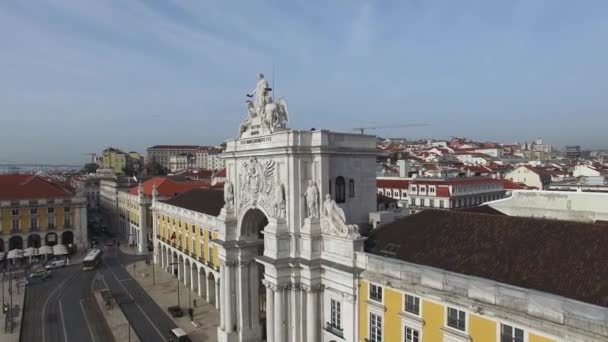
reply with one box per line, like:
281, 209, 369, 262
261, 279, 275, 290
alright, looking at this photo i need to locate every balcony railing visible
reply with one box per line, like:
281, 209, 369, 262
325, 322, 344, 338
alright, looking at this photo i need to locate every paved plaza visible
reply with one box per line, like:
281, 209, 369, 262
124, 255, 220, 342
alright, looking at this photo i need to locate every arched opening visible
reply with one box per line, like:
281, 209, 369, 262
190, 262, 198, 293
61, 231, 74, 245
349, 179, 355, 198
239, 208, 270, 339
179, 255, 185, 282
27, 234, 41, 248
240, 209, 268, 240
335, 176, 346, 203
198, 267, 207, 300
45, 232, 58, 246
207, 272, 216, 306
9, 236, 23, 250
172, 251, 179, 277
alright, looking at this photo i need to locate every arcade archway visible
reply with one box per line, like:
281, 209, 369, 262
239, 208, 269, 339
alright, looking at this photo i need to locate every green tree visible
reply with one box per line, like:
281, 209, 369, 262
144, 160, 168, 176
83, 163, 99, 174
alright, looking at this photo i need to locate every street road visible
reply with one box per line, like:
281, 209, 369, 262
21, 242, 179, 341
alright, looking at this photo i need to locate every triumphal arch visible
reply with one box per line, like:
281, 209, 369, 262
216, 73, 377, 342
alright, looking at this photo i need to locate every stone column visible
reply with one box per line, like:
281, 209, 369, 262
237, 259, 252, 331
290, 284, 300, 342
219, 265, 225, 330
274, 285, 285, 342
215, 279, 220, 310
263, 281, 275, 342
137, 199, 147, 253
306, 285, 318, 342
225, 263, 234, 332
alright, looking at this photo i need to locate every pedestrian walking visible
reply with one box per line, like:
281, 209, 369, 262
188, 307, 194, 321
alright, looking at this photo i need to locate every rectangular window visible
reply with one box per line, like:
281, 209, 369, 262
404, 294, 420, 315
370, 284, 383, 302
429, 199, 434, 207
30, 217, 38, 230
48, 207, 54, 214
369, 313, 382, 342
64, 216, 72, 228
500, 324, 524, 342
192, 237, 196, 254
30, 208, 37, 215
64, 206, 71, 212
11, 208, 19, 216
208, 232, 214, 264
48, 216, 55, 228
439, 200, 444, 208
330, 299, 342, 330
12, 218, 19, 231
404, 326, 419, 342
447, 307, 466, 331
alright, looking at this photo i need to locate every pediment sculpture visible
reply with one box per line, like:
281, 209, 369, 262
320, 194, 361, 239
239, 72, 289, 137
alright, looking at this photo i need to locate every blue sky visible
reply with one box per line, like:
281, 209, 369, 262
1, 1, 607, 164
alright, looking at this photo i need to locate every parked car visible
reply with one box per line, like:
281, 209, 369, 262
167, 305, 184, 318
45, 259, 67, 269
30, 269, 52, 279
106, 240, 115, 247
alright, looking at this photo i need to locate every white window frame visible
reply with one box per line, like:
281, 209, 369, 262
330, 298, 342, 331
369, 283, 384, 303
403, 293, 421, 316
403, 325, 420, 342
369, 311, 383, 342
499, 323, 525, 342
445, 306, 468, 333
496, 320, 531, 342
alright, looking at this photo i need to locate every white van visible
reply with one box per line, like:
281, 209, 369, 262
45, 259, 67, 269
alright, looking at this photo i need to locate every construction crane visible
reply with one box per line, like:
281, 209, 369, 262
82, 153, 97, 163
352, 123, 430, 135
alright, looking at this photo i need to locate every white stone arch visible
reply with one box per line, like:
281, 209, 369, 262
198, 264, 207, 300
183, 255, 190, 286
207, 271, 217, 306
236, 205, 271, 241
190, 259, 198, 293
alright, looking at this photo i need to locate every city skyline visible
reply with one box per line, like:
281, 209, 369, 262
2, 0, 608, 164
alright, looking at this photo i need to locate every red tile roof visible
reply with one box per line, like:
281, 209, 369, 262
128, 177, 210, 197
498, 178, 529, 190
411, 178, 502, 186
148, 145, 201, 150
366, 210, 608, 307
377, 179, 410, 189
0, 175, 74, 201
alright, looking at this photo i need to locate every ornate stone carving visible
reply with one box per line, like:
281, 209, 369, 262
238, 157, 286, 219
224, 181, 234, 209
304, 180, 320, 219
273, 172, 286, 219
239, 72, 289, 137
320, 194, 361, 239
261, 279, 276, 291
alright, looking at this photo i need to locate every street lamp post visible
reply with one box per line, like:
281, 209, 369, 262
168, 262, 181, 308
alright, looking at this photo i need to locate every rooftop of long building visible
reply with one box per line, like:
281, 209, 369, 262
365, 209, 608, 307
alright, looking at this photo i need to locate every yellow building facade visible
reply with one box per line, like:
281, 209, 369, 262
358, 279, 559, 342
0, 175, 88, 256
150, 187, 224, 309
